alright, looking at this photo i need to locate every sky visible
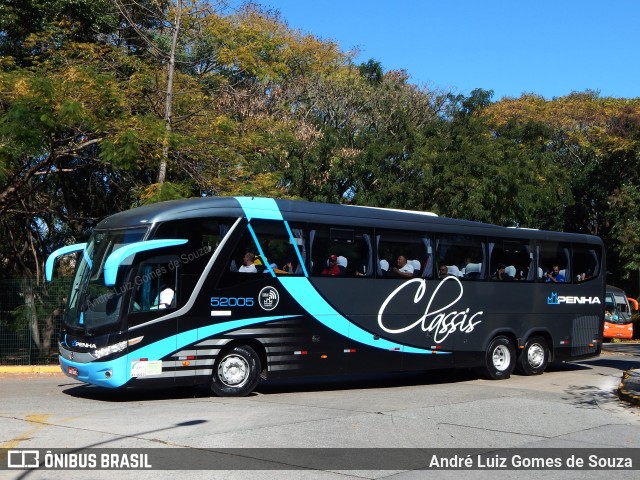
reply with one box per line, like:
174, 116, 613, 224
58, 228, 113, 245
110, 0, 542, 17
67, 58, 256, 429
249, 0, 640, 100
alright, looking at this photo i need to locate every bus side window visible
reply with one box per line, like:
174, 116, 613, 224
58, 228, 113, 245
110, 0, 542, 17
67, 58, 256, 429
131, 260, 178, 313
537, 241, 570, 283
310, 226, 373, 277
572, 244, 601, 283
489, 238, 533, 281
220, 221, 306, 287
436, 234, 486, 281
377, 230, 431, 279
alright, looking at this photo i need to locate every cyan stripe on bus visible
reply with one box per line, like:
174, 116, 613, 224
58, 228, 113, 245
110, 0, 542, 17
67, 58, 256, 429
233, 197, 443, 355
247, 222, 276, 277
235, 197, 283, 221
278, 277, 442, 354
60, 315, 299, 388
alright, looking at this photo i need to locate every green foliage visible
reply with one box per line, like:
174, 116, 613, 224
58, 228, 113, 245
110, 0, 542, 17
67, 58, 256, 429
2, 0, 640, 298
135, 181, 192, 205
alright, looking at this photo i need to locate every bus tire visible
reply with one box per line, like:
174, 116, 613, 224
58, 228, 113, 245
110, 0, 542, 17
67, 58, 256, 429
211, 345, 261, 397
481, 335, 515, 380
516, 336, 549, 375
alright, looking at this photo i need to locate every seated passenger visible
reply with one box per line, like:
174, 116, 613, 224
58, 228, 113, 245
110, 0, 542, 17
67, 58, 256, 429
390, 255, 414, 279
437, 264, 450, 279
545, 265, 565, 283
159, 286, 174, 309
321, 254, 342, 276
273, 260, 294, 274
492, 264, 512, 281
239, 252, 257, 273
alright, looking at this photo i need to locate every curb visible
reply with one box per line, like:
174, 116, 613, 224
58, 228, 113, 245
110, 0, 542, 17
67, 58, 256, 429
617, 369, 640, 406
0, 365, 62, 374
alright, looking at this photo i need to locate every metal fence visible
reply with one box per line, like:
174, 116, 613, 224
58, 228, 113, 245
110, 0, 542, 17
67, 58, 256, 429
0, 278, 71, 365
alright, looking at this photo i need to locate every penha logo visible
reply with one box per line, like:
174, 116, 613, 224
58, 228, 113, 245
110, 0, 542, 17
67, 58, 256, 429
259, 286, 279, 311
548, 292, 601, 305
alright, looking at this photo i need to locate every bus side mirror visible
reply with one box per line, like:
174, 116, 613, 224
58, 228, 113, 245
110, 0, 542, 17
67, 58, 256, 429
45, 243, 87, 281
103, 239, 188, 286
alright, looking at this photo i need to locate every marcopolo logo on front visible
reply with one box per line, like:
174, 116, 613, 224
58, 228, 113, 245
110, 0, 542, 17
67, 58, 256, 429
548, 292, 601, 305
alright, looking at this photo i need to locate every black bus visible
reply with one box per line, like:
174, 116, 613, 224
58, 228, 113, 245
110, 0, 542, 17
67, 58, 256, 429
46, 197, 605, 396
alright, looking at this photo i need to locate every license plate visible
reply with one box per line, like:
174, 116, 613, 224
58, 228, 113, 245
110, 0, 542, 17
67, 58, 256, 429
68, 366, 78, 376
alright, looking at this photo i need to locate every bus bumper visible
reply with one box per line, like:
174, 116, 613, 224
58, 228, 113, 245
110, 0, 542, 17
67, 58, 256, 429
59, 354, 129, 388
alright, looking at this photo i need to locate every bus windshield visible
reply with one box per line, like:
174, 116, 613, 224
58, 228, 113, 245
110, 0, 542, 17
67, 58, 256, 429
605, 292, 632, 324
64, 228, 148, 333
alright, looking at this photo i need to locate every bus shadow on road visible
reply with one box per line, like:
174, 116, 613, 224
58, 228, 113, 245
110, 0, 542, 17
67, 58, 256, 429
60, 368, 480, 401
573, 357, 640, 371
254, 368, 479, 395
60, 383, 214, 402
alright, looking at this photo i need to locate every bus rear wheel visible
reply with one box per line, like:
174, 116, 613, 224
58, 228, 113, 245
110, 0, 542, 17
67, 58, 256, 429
481, 335, 515, 380
516, 336, 549, 375
211, 345, 261, 397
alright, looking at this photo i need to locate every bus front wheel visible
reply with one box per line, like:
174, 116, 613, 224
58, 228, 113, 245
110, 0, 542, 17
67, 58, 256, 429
516, 336, 549, 375
211, 345, 261, 397
481, 336, 515, 380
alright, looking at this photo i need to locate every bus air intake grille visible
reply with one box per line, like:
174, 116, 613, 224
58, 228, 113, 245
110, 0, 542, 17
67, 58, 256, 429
571, 315, 600, 356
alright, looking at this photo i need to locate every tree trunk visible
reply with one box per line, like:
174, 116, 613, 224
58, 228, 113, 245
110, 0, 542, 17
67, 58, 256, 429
158, 0, 182, 185
22, 279, 42, 354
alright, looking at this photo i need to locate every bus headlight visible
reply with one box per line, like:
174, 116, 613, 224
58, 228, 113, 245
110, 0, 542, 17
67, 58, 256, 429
92, 341, 127, 359
91, 336, 143, 359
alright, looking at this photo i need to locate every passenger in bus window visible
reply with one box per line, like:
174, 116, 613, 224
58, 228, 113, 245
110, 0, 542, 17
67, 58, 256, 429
577, 269, 592, 282
158, 286, 174, 309
390, 255, 414, 278
239, 252, 258, 273
437, 264, 450, 279
282, 260, 294, 273
158, 273, 175, 309
545, 265, 565, 283
492, 264, 513, 281
321, 254, 342, 276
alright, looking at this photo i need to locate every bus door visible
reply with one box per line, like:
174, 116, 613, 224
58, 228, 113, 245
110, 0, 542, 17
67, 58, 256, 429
214, 219, 347, 377
127, 256, 181, 384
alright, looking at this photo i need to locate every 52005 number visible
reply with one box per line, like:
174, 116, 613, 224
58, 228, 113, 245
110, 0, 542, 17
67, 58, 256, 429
210, 297, 254, 307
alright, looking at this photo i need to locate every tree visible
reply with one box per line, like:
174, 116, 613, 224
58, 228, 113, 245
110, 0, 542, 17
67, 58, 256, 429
485, 92, 640, 286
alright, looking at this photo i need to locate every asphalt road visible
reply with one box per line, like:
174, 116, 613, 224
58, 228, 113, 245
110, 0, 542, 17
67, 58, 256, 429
2, 351, 640, 480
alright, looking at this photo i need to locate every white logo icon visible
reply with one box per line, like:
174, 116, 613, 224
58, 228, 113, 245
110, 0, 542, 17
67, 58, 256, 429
8, 450, 40, 468
259, 287, 279, 311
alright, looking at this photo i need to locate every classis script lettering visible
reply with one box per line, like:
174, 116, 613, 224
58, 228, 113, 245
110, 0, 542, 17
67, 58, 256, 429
378, 276, 483, 343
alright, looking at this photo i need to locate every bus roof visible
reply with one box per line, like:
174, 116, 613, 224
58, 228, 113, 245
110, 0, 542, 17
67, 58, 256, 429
96, 196, 602, 244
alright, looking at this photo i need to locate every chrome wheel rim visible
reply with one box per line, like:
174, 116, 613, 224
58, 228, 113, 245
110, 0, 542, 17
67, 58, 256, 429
217, 354, 250, 388
527, 343, 545, 368
492, 345, 511, 371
